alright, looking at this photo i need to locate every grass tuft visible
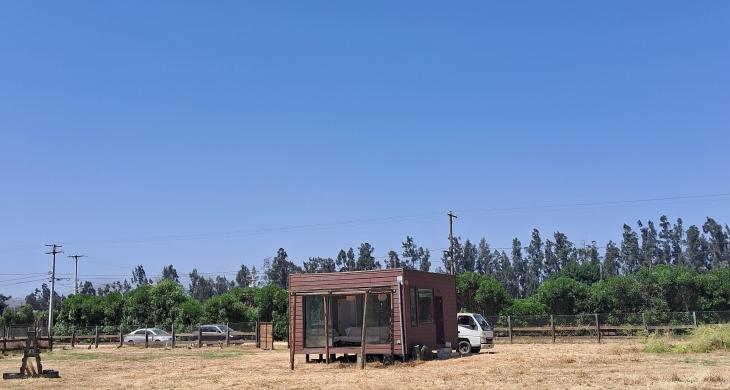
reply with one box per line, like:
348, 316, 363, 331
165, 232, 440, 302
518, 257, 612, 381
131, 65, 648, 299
687, 325, 730, 353
703, 373, 726, 383
644, 336, 674, 353
644, 325, 730, 354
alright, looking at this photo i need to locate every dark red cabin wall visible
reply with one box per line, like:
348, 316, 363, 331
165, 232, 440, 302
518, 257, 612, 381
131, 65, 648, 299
401, 269, 458, 350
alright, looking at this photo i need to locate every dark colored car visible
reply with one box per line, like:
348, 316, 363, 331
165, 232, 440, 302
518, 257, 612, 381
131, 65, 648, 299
192, 324, 246, 341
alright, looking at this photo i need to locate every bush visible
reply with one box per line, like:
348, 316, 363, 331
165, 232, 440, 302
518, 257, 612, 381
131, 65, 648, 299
687, 325, 730, 353
643, 325, 730, 354
457, 272, 511, 315
535, 276, 590, 315
588, 276, 644, 314
177, 298, 204, 327
644, 335, 674, 353
203, 293, 246, 324
502, 297, 548, 317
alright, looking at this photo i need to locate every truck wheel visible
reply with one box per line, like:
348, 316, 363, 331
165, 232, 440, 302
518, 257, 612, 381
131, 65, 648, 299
458, 340, 471, 355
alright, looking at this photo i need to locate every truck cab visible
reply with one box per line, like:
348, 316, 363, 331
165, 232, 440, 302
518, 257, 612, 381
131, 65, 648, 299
457, 313, 494, 354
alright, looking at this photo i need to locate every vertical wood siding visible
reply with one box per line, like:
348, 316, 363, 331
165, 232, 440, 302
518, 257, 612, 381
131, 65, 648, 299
289, 269, 458, 355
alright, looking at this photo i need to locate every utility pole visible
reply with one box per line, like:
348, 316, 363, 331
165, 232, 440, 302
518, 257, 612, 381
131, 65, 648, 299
67, 254, 86, 294
45, 244, 63, 338
448, 211, 458, 275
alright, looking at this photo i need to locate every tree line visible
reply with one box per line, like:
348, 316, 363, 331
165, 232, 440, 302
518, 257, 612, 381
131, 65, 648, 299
1, 215, 728, 338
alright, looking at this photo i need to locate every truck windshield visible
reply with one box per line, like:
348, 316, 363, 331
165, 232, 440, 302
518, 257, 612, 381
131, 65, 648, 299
473, 314, 492, 329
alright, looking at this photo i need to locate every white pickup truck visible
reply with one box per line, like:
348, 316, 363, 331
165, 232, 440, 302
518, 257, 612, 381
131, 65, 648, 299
457, 313, 494, 354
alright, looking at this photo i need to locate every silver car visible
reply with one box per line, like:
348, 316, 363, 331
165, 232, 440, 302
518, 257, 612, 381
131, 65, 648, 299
123, 328, 172, 345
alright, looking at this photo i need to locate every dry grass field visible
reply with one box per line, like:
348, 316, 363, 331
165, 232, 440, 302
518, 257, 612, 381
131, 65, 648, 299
1, 341, 729, 389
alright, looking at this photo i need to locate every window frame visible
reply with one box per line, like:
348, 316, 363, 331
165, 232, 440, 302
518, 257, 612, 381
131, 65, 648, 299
409, 288, 418, 327
417, 288, 434, 324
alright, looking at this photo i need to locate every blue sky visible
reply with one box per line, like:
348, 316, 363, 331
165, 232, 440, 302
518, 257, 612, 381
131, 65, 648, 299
1, 1, 729, 297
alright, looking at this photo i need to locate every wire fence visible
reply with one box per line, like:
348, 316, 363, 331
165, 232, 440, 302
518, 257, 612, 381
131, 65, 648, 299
1, 322, 263, 352
2, 310, 730, 352
483, 310, 730, 343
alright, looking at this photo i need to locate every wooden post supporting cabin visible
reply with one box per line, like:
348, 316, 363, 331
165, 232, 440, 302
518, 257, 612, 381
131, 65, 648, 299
692, 311, 698, 328
71, 330, 76, 348
171, 324, 176, 348
290, 294, 297, 370
119, 327, 124, 348
198, 326, 203, 348
550, 315, 556, 343
95, 326, 99, 348
226, 322, 230, 347
323, 295, 330, 364
145, 326, 149, 348
595, 313, 601, 344
507, 316, 513, 344
360, 292, 368, 370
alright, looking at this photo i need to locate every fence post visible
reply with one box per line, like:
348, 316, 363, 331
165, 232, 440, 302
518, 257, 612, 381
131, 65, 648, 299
95, 326, 99, 349
692, 311, 697, 328
198, 325, 203, 348
226, 322, 230, 347
171, 323, 176, 348
507, 316, 513, 344
119, 327, 124, 348
595, 314, 601, 344
550, 315, 555, 343
49, 326, 54, 351
256, 318, 260, 348
642, 312, 648, 334
71, 330, 76, 348
145, 326, 149, 348
2, 327, 6, 353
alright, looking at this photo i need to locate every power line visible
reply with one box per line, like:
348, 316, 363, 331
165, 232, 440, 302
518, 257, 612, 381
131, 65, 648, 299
0, 277, 55, 288
0, 274, 51, 284
0, 272, 49, 276
0, 192, 726, 254
454, 192, 730, 215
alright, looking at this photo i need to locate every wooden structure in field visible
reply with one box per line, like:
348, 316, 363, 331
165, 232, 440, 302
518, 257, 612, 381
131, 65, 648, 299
259, 322, 274, 350
288, 269, 457, 369
3, 329, 59, 380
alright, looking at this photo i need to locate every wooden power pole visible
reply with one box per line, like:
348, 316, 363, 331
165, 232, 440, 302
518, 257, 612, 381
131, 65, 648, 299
448, 211, 458, 275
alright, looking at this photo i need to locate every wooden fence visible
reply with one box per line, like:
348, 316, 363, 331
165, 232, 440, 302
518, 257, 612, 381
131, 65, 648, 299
3, 310, 728, 352
1, 322, 259, 353
488, 310, 728, 343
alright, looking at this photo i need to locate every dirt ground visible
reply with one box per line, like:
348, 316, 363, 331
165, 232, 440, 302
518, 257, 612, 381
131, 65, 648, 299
1, 341, 729, 389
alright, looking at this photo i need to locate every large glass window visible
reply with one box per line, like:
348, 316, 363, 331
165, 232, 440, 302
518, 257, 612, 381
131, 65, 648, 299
409, 288, 418, 327
365, 293, 392, 344
304, 296, 330, 348
332, 295, 361, 346
418, 289, 433, 324
305, 293, 392, 348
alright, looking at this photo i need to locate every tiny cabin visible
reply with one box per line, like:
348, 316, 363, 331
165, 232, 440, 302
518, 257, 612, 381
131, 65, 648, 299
288, 268, 457, 369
